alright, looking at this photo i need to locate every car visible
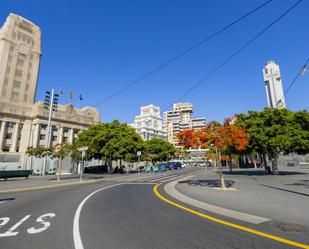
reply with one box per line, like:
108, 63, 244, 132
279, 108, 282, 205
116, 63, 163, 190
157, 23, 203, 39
158, 164, 167, 171
145, 166, 153, 173
169, 162, 182, 169
153, 165, 159, 173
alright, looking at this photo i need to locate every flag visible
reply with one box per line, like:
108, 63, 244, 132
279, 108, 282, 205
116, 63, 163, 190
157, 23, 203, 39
79, 94, 83, 101
69, 91, 73, 99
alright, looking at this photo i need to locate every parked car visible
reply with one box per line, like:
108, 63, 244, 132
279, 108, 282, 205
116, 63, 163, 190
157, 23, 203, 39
153, 165, 159, 173
158, 164, 167, 172
145, 166, 153, 173
168, 162, 182, 170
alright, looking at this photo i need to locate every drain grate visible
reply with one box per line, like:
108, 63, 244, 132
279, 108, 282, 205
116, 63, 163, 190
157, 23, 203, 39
272, 222, 309, 233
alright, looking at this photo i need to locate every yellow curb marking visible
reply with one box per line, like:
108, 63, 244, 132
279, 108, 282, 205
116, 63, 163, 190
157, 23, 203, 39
0, 179, 103, 194
153, 184, 309, 249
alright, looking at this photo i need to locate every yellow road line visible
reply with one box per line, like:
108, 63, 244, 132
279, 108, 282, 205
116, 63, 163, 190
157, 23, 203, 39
153, 184, 309, 249
0, 179, 104, 194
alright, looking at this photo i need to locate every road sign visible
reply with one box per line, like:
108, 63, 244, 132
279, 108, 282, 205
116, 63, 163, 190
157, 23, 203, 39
78, 146, 88, 152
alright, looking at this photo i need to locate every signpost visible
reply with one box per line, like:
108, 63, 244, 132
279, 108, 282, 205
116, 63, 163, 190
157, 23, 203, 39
137, 151, 141, 174
78, 146, 88, 182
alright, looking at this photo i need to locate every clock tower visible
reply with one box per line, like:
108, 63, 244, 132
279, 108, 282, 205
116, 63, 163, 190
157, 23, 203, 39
0, 13, 41, 107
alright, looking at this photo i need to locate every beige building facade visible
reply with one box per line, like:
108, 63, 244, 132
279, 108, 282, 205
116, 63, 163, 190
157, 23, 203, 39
0, 14, 100, 171
164, 103, 206, 147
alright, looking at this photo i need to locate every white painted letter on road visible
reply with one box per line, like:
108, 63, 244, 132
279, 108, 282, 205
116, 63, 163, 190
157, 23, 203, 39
27, 213, 56, 234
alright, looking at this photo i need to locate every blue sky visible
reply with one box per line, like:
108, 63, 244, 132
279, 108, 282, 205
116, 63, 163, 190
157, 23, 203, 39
1, 0, 308, 123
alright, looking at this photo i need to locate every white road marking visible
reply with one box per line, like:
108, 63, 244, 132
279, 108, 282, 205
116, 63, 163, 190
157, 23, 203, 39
0, 217, 10, 228
0, 201, 6, 204
0, 215, 31, 237
73, 183, 125, 249
27, 213, 56, 234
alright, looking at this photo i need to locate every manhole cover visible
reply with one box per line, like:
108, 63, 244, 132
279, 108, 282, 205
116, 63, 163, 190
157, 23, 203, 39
272, 222, 309, 233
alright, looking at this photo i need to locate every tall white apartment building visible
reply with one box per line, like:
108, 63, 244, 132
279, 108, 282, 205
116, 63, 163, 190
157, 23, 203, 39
263, 61, 286, 109
130, 104, 166, 140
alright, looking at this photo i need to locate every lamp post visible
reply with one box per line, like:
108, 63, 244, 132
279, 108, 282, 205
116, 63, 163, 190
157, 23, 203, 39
42, 89, 59, 175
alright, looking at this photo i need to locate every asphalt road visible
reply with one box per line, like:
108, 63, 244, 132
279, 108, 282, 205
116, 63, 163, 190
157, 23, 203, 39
0, 168, 301, 249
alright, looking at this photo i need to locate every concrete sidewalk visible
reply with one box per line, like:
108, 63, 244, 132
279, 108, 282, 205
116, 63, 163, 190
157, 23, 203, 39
175, 168, 309, 227
0, 174, 106, 193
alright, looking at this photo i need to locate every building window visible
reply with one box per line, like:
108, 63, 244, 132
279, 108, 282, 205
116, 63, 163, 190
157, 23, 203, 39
40, 124, 47, 130
40, 134, 46, 140
5, 133, 12, 139
27, 73, 31, 80
52, 136, 57, 142
15, 69, 23, 77
2, 89, 7, 97
3, 77, 9, 85
13, 80, 21, 88
11, 92, 19, 101
63, 137, 69, 142
24, 95, 28, 102
25, 83, 30, 91
7, 122, 14, 129
63, 128, 69, 133
17, 58, 24, 66
2, 146, 10, 152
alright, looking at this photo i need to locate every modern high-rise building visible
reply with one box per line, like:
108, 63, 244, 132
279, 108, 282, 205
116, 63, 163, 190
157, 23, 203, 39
130, 104, 166, 140
0, 14, 100, 172
164, 103, 193, 146
191, 117, 206, 129
263, 61, 286, 109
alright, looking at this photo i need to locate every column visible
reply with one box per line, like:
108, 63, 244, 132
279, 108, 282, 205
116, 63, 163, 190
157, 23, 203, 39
32, 124, 40, 148
10, 123, 20, 152
0, 121, 7, 151
58, 127, 63, 144
68, 128, 74, 144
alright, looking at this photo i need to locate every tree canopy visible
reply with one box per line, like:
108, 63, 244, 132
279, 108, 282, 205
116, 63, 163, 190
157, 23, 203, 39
75, 120, 145, 163
236, 108, 309, 160
144, 138, 176, 162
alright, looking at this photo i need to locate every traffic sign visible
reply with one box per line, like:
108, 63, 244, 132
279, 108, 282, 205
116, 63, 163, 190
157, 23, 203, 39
78, 146, 88, 152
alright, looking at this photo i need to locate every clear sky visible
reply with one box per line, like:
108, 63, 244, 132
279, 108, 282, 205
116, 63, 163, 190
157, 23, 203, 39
1, 0, 308, 123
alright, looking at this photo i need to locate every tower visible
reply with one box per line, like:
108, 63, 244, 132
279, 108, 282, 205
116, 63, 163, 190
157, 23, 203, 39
0, 13, 41, 107
263, 61, 286, 109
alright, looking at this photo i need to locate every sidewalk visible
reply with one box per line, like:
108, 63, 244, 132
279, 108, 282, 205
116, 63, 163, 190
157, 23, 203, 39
0, 174, 106, 193
175, 168, 309, 227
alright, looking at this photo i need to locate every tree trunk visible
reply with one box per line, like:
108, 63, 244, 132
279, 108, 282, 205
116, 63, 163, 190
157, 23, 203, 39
218, 150, 226, 189
271, 159, 279, 175
57, 158, 62, 181
262, 154, 271, 175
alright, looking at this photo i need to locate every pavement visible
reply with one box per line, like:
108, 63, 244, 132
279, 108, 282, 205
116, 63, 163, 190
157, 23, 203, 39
175, 167, 309, 229
0, 167, 308, 249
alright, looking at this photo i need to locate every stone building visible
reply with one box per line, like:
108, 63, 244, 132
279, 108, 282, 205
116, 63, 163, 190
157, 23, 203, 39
0, 14, 100, 171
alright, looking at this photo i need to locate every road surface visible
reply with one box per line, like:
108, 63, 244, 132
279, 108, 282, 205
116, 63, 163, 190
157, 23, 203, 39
0, 168, 304, 249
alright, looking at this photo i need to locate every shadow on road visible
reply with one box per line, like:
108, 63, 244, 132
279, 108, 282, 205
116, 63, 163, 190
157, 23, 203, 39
222, 170, 307, 176
179, 179, 235, 188
285, 180, 309, 188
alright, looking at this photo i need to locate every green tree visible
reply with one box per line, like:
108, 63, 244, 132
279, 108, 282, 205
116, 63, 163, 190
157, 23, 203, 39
236, 108, 309, 174
75, 120, 145, 170
53, 143, 74, 181
144, 138, 176, 163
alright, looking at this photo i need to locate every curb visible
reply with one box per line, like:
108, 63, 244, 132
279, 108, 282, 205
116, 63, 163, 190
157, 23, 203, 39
163, 174, 271, 224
